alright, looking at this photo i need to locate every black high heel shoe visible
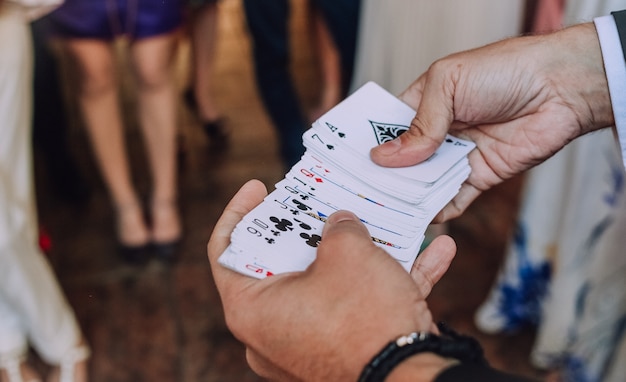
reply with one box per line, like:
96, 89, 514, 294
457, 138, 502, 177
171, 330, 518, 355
152, 239, 181, 264
118, 242, 151, 265
183, 88, 230, 147
202, 117, 229, 147
150, 199, 182, 264
116, 202, 151, 265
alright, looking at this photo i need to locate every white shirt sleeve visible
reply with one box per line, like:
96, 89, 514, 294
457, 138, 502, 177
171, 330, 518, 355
594, 15, 626, 169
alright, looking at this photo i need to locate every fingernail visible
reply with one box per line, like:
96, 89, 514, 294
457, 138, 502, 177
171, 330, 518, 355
327, 210, 359, 224
374, 138, 401, 156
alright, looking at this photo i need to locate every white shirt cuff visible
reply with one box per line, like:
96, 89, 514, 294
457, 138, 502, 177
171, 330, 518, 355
594, 15, 626, 170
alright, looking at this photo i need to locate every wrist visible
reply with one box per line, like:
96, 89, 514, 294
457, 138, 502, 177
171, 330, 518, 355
550, 23, 613, 134
358, 324, 487, 382
386, 353, 458, 382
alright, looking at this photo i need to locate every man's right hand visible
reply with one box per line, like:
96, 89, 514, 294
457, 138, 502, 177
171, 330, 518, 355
371, 22, 614, 222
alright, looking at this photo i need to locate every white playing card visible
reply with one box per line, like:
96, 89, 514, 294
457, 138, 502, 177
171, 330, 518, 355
285, 163, 422, 231
226, 197, 324, 276
271, 183, 420, 256
289, 154, 427, 217
311, 81, 475, 186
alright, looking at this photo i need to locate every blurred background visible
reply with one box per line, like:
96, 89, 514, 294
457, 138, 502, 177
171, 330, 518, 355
9, 0, 623, 381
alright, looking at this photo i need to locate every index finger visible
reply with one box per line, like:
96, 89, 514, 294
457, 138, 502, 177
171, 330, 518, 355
398, 75, 426, 110
207, 179, 268, 288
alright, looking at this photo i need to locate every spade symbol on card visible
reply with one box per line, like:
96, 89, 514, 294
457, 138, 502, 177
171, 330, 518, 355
370, 120, 409, 144
326, 144, 335, 150
445, 137, 467, 147
324, 122, 346, 139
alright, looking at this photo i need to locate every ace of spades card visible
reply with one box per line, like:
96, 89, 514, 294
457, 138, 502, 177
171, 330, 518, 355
310, 81, 475, 186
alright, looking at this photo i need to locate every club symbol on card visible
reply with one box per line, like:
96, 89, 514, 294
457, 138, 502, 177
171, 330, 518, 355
292, 199, 312, 212
299, 194, 310, 201
370, 120, 409, 144
294, 219, 312, 230
288, 208, 300, 216
324, 122, 346, 139
265, 237, 276, 244
270, 216, 294, 232
271, 229, 281, 236
300, 233, 321, 247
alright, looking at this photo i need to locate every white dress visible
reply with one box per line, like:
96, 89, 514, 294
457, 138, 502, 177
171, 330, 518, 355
474, 1, 626, 380
0, 0, 81, 365
350, 0, 525, 95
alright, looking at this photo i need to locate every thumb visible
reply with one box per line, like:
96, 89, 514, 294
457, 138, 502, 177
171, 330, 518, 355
321, 210, 372, 245
316, 210, 378, 264
410, 235, 456, 298
370, 72, 454, 167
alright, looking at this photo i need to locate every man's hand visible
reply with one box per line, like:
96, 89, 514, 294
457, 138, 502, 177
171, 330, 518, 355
207, 180, 457, 381
371, 23, 613, 222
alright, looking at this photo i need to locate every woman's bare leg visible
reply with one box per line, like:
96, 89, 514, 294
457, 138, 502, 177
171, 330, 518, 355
130, 33, 181, 245
64, 39, 149, 248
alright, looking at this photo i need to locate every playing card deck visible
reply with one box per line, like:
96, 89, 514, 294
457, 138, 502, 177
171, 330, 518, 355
218, 82, 475, 279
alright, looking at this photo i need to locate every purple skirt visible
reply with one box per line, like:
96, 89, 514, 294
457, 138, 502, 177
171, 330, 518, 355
48, 0, 182, 40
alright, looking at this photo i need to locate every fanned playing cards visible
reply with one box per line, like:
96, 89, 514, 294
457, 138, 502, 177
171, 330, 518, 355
218, 82, 475, 279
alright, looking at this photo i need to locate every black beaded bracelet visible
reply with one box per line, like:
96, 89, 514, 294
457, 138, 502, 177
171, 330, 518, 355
357, 323, 488, 382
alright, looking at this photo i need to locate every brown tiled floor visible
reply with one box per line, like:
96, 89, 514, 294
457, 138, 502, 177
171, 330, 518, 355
33, 1, 545, 381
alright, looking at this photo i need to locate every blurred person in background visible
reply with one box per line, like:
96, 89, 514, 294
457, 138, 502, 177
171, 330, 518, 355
242, 0, 361, 168
475, 1, 626, 380
183, 0, 229, 148
0, 0, 89, 380
46, 0, 184, 264
307, 2, 343, 122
